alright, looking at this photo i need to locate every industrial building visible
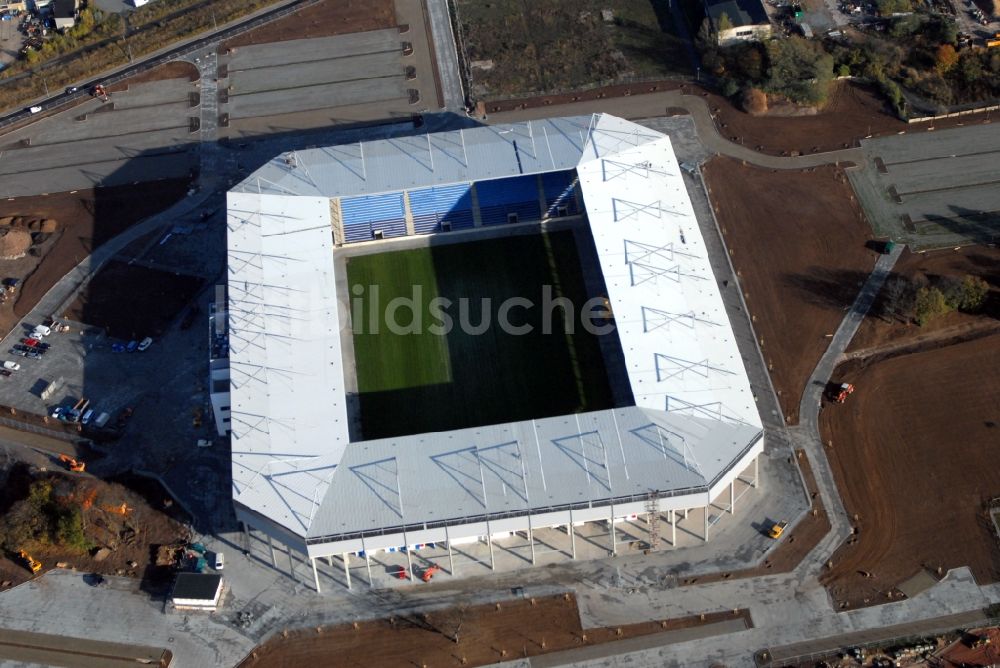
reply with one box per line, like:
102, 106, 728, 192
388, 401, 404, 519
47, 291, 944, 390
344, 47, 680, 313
223, 114, 764, 592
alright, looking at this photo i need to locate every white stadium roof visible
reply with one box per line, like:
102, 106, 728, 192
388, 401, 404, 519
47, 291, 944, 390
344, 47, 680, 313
226, 114, 763, 547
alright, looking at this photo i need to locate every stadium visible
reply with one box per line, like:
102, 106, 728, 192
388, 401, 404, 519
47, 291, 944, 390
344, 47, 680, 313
222, 114, 764, 591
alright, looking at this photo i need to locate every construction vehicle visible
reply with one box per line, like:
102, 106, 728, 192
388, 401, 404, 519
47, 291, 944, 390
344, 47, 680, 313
18, 550, 41, 574
768, 521, 788, 539
58, 454, 85, 472
421, 563, 442, 582
833, 383, 855, 404
101, 502, 131, 516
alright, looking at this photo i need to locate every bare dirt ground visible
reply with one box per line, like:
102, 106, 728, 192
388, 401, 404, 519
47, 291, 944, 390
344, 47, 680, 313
0, 464, 189, 592
65, 261, 204, 340
238, 594, 751, 667
484, 79, 992, 157
705, 81, 905, 156
0, 180, 191, 337
820, 333, 1000, 609
847, 246, 1000, 356
703, 157, 878, 423
105, 61, 200, 93
221, 0, 396, 50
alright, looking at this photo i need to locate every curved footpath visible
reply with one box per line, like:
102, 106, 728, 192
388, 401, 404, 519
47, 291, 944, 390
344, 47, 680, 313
490, 88, 865, 170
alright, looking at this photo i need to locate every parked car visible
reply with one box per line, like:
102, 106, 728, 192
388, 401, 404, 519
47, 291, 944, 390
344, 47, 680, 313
196, 439, 212, 447
10, 350, 27, 358
126, 340, 138, 353
111, 342, 126, 353
0, 369, 10, 377
137, 337, 153, 351
32, 325, 51, 337
65, 86, 78, 94
3, 361, 20, 370
27, 105, 41, 114
11, 345, 28, 353
213, 552, 224, 571
81, 409, 94, 425
25, 351, 41, 360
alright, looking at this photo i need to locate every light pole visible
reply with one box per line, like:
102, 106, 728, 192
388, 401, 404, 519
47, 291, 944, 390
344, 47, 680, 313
120, 13, 132, 62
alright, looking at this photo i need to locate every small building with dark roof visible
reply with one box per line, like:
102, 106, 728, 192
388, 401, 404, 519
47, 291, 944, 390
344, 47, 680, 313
170, 573, 224, 611
52, 0, 78, 30
704, 0, 772, 44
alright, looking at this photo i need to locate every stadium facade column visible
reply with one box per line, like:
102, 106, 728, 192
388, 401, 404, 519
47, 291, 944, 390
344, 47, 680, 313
287, 544, 296, 577
569, 508, 577, 559
704, 507, 710, 542
311, 557, 321, 594
267, 535, 277, 568
361, 536, 374, 587
445, 525, 455, 575
670, 509, 676, 546
487, 533, 495, 570
241, 522, 250, 553
343, 553, 352, 590
754, 455, 760, 488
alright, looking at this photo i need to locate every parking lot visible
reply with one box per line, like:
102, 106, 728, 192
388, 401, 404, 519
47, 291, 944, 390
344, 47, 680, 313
848, 122, 1000, 248
0, 77, 199, 198
220, 29, 417, 133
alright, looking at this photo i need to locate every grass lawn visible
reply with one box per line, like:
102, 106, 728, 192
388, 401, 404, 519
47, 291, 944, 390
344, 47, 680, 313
456, 0, 691, 99
346, 231, 614, 440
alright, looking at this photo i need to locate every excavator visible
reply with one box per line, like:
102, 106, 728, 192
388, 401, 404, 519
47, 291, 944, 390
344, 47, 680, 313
421, 563, 442, 582
18, 550, 41, 574
833, 383, 855, 404
101, 502, 132, 516
58, 454, 85, 472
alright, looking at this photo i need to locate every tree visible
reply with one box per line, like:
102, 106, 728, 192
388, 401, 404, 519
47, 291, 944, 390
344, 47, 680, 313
697, 18, 717, 49
935, 44, 960, 75
765, 37, 835, 105
957, 275, 989, 312
880, 275, 916, 322
717, 11, 734, 32
914, 286, 951, 326
55, 508, 89, 552
837, 64, 851, 77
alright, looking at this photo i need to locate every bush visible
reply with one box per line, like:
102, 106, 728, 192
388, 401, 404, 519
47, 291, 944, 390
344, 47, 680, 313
720, 77, 739, 97
742, 87, 768, 113
957, 275, 989, 312
914, 286, 951, 326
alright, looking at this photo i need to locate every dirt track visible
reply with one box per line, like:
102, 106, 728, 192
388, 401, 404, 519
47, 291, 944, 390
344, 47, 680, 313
820, 334, 1000, 609
239, 594, 751, 667
703, 157, 877, 423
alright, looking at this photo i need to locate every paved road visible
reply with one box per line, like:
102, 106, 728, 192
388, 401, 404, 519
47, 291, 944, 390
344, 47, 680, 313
424, 0, 465, 111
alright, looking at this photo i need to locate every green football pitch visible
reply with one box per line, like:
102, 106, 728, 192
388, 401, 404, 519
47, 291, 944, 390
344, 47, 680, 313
346, 230, 615, 440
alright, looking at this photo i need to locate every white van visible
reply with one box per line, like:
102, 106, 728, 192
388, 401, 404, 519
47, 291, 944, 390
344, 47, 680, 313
3, 361, 20, 370
213, 552, 224, 570
32, 325, 51, 337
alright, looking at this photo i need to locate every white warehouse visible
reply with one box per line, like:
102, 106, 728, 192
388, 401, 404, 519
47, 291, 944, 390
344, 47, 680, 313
224, 114, 764, 591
